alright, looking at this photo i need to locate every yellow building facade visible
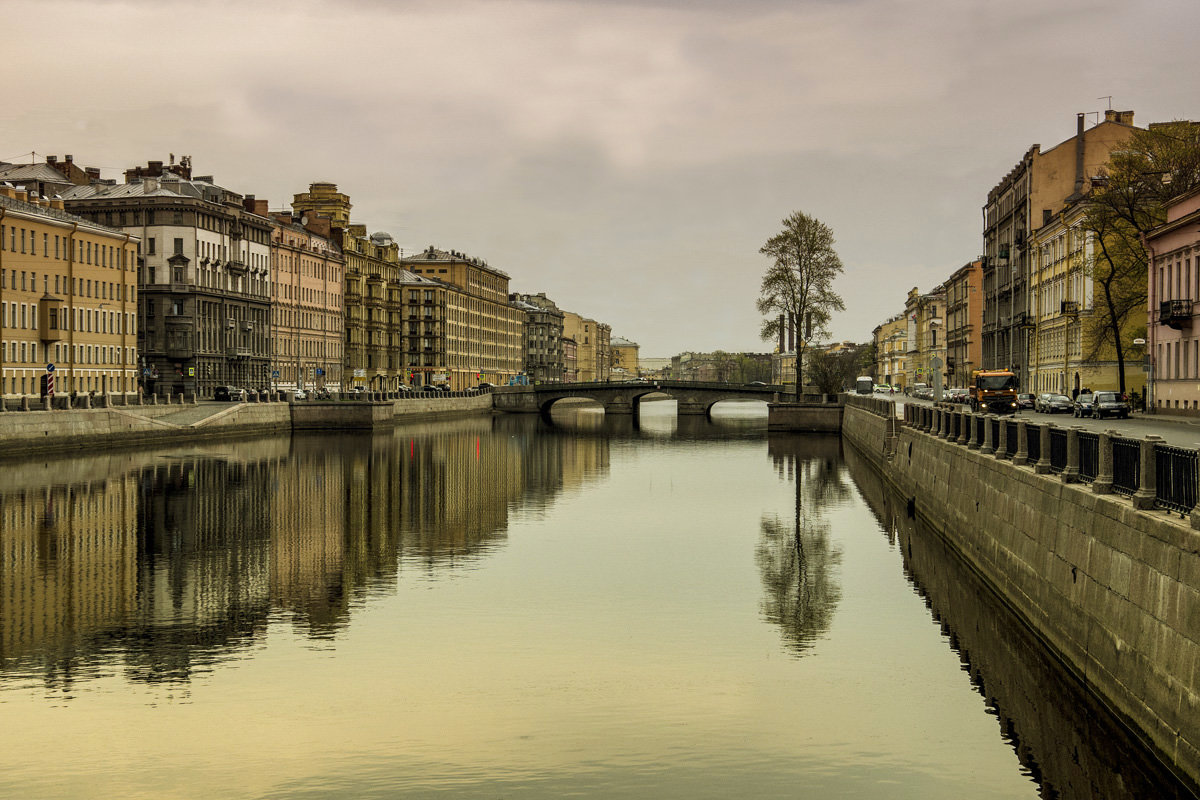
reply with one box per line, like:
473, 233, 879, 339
401, 247, 523, 389
1029, 199, 1144, 397
873, 314, 907, 389
0, 186, 139, 398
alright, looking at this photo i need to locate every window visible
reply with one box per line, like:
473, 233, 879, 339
148, 237, 156, 255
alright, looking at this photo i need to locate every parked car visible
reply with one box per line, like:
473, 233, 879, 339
1034, 393, 1073, 413
946, 388, 969, 404
1072, 392, 1096, 417
1091, 391, 1131, 419
477, 382, 496, 390
746, 380, 768, 387
1016, 393, 1035, 410
214, 385, 245, 402
293, 389, 307, 401
315, 387, 331, 400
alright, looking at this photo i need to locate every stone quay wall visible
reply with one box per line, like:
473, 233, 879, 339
841, 395, 1200, 791
0, 393, 494, 457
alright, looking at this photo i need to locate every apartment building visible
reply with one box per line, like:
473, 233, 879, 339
0, 186, 139, 397
1147, 185, 1200, 413
266, 208, 345, 392
62, 159, 272, 397
982, 111, 1138, 389
944, 259, 983, 388
510, 292, 565, 384
401, 247, 523, 388
291, 182, 405, 391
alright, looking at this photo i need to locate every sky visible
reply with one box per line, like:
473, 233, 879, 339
3, 0, 1198, 358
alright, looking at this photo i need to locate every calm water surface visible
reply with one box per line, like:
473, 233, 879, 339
0, 400, 1190, 798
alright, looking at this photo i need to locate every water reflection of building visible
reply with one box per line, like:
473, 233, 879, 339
0, 418, 612, 687
0, 457, 139, 682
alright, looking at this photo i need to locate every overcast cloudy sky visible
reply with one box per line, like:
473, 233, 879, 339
4, 0, 1198, 356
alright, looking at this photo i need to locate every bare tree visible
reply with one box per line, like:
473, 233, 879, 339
757, 211, 846, 399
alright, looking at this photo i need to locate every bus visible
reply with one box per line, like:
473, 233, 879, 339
855, 376, 874, 395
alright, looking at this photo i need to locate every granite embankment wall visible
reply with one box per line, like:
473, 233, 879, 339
841, 399, 1200, 790
0, 393, 494, 457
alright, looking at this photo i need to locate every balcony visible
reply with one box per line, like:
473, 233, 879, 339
226, 260, 248, 277
1160, 300, 1193, 330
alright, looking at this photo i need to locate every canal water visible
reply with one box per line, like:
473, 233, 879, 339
0, 400, 1192, 799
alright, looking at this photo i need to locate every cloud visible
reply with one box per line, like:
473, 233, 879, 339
3, 0, 1198, 354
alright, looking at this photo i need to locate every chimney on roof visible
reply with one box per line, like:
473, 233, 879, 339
149, 160, 163, 173
303, 214, 332, 238
243, 195, 269, 215
65, 155, 73, 164
1104, 109, 1135, 125
46, 155, 57, 165
85, 167, 101, 182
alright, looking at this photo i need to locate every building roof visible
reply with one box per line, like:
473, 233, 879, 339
0, 162, 73, 187
610, 337, 638, 347
401, 245, 510, 279
0, 191, 126, 233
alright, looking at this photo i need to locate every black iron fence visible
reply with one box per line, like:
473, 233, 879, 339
1078, 432, 1099, 484
1048, 428, 1068, 474
1155, 445, 1198, 515
889, 404, 1200, 516
1112, 437, 1140, 497
1026, 425, 1041, 464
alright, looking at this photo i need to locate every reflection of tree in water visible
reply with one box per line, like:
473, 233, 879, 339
757, 438, 847, 655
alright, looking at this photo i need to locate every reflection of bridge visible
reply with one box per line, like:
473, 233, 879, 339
492, 380, 782, 417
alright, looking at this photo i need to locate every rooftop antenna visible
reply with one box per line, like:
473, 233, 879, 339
1098, 95, 1113, 110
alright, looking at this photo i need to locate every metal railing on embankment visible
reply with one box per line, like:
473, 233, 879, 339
848, 396, 1200, 521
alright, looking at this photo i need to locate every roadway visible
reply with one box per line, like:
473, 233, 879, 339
897, 395, 1200, 449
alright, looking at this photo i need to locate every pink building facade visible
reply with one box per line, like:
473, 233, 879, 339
1147, 185, 1200, 414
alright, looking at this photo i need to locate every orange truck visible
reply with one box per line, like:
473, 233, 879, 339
969, 369, 1019, 414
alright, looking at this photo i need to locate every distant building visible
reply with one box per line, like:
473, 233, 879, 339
564, 312, 608, 381
563, 336, 578, 382
63, 160, 272, 397
904, 284, 945, 389
610, 337, 639, 379
945, 259, 983, 388
400, 247, 523, 388
0, 185, 140, 397
873, 314, 907, 389
510, 292, 565, 383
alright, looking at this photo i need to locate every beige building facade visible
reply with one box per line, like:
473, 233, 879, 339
945, 259, 983, 388
610, 337, 639, 379
267, 209, 345, 392
873, 313, 907, 389
903, 285, 946, 390
1, 186, 139, 398
401, 247, 523, 389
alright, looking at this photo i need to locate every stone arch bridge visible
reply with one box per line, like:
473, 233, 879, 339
491, 380, 782, 418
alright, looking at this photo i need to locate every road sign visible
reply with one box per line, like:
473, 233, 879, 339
46, 363, 55, 373
315, 368, 324, 376
188, 367, 196, 377
272, 370, 280, 378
